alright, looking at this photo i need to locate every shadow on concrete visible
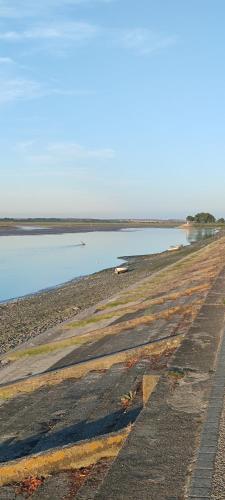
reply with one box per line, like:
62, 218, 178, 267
0, 406, 141, 463
47, 332, 181, 373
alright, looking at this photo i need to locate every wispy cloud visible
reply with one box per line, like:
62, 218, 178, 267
0, 0, 113, 18
0, 1, 176, 58
51, 88, 95, 97
0, 22, 176, 58
0, 22, 99, 43
0, 77, 94, 103
0, 56, 14, 64
61, 0, 113, 4
17, 141, 115, 169
118, 28, 177, 55
0, 78, 44, 103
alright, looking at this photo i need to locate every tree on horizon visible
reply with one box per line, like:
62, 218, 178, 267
186, 213, 216, 223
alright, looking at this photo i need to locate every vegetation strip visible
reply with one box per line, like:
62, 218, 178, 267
0, 336, 182, 400
0, 430, 130, 487
61, 303, 201, 343
64, 283, 210, 330
96, 283, 210, 313
3, 300, 201, 362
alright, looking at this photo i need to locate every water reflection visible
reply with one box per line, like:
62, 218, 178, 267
184, 228, 217, 244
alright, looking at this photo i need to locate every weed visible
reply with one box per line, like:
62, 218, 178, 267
167, 369, 184, 380
67, 466, 93, 498
120, 390, 136, 409
125, 355, 140, 369
16, 476, 44, 495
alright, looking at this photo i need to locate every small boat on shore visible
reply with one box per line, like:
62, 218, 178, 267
168, 245, 183, 252
115, 266, 128, 275
80, 241, 86, 246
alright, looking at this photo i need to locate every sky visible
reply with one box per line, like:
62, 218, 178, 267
1, 0, 225, 219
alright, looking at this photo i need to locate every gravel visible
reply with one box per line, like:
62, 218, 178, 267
211, 403, 225, 499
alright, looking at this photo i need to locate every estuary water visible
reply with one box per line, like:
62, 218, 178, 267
0, 227, 216, 302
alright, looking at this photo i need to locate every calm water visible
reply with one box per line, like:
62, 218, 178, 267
0, 227, 216, 302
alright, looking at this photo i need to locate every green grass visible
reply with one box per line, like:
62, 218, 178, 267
98, 297, 138, 311
167, 368, 185, 380
64, 310, 122, 330
6, 335, 92, 361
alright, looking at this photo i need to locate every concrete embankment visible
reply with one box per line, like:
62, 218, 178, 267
96, 266, 225, 499
1, 235, 225, 498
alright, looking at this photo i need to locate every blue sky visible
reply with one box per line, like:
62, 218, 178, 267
1, 0, 225, 218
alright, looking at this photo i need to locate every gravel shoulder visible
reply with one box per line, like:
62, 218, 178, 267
211, 405, 225, 500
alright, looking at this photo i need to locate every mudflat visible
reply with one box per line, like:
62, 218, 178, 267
0, 220, 181, 237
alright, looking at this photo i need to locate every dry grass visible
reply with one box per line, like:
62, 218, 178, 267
120, 390, 136, 409
4, 337, 87, 361
16, 476, 44, 495
63, 302, 201, 343
62, 283, 210, 334
63, 311, 123, 330
0, 336, 183, 400
4, 294, 203, 362
125, 355, 140, 369
0, 431, 130, 487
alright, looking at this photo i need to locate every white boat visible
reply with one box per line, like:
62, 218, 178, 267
168, 245, 183, 252
115, 266, 128, 274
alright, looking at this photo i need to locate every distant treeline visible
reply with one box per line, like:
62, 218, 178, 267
186, 213, 225, 224
0, 218, 128, 223
0, 217, 183, 224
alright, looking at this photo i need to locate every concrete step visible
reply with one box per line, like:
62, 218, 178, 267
0, 365, 142, 462
0, 360, 144, 464
48, 317, 168, 372
0, 369, 113, 463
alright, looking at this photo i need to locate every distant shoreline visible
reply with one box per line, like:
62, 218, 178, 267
0, 221, 181, 237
